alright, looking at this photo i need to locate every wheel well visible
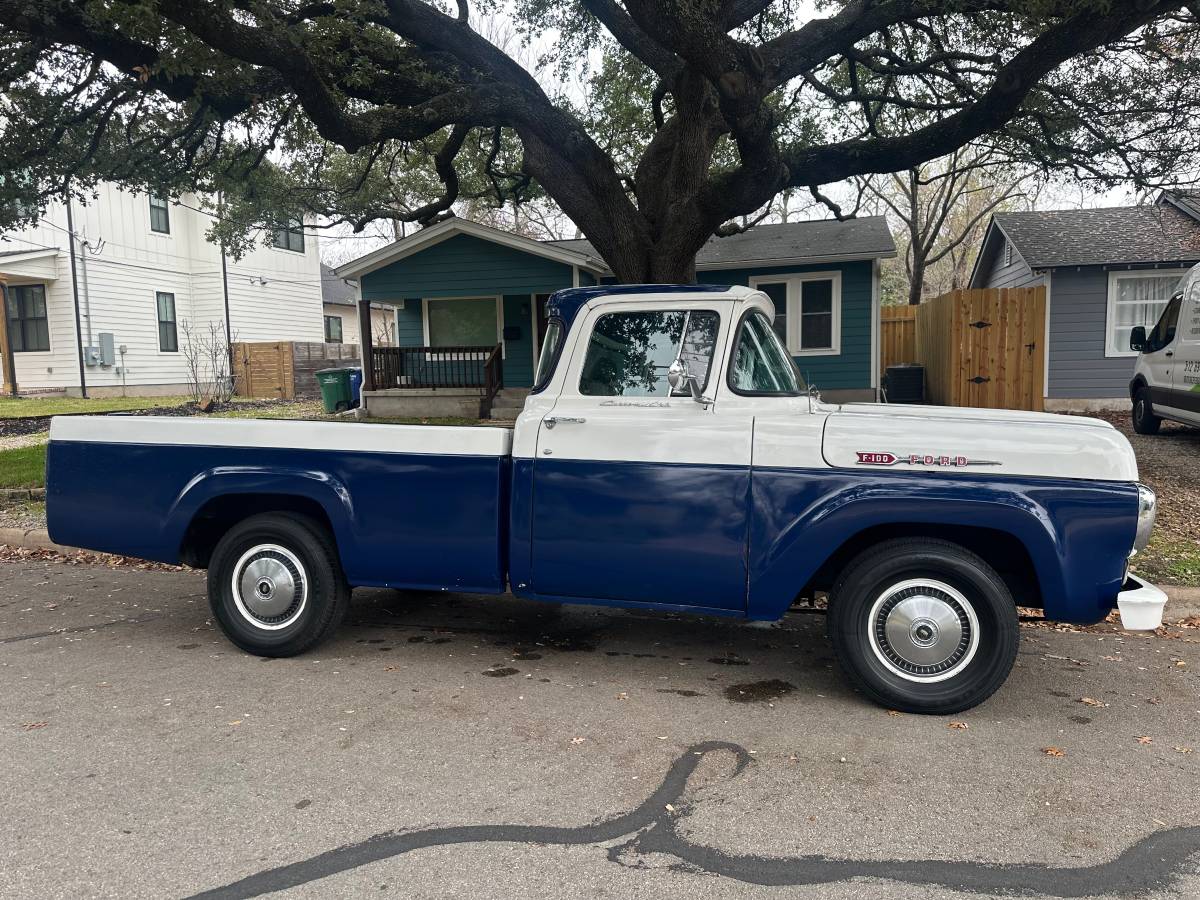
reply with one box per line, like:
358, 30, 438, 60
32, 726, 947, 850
1130, 375, 1147, 400
801, 523, 1043, 609
179, 493, 336, 568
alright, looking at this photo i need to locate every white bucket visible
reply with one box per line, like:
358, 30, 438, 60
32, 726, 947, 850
1116, 575, 1167, 631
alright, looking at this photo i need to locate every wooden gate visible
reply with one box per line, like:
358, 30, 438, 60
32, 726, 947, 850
232, 342, 294, 399
915, 287, 1046, 411
880, 304, 918, 374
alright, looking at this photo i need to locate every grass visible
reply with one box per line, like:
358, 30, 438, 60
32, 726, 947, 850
0, 395, 191, 419
1133, 536, 1200, 588
0, 444, 48, 489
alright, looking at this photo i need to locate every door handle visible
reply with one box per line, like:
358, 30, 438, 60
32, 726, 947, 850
544, 416, 586, 429
1165, 350, 1175, 357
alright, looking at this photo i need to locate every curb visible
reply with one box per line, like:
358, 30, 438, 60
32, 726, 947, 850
0, 527, 75, 554
0, 487, 46, 502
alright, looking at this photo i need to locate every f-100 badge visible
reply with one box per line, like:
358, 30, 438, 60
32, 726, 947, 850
855, 451, 1000, 467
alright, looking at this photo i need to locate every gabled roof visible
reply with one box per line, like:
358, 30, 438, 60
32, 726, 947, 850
1159, 189, 1200, 222
320, 263, 357, 306
334, 217, 607, 280
549, 216, 896, 270
335, 215, 897, 282
981, 204, 1200, 271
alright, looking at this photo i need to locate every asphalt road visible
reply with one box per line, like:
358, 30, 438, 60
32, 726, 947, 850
2, 557, 1199, 900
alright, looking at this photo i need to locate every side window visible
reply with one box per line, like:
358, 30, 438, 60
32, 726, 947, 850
578, 309, 719, 397
1146, 294, 1182, 352
1184, 281, 1200, 345
729, 309, 803, 395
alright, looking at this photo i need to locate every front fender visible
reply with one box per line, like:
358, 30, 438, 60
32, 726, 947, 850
747, 469, 1137, 624
164, 465, 356, 558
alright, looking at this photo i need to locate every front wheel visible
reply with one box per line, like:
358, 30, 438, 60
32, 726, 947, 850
207, 512, 349, 657
827, 538, 1019, 714
1132, 387, 1161, 435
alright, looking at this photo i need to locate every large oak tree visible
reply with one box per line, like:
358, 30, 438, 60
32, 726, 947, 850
0, 1, 1198, 281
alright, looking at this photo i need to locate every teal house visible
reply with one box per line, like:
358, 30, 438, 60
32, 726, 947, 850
335, 217, 895, 414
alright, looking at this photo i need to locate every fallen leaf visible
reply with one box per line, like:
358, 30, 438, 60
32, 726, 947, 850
1175, 660, 1187, 667
615, 692, 629, 700
886, 710, 902, 717
1136, 736, 1153, 745
1147, 697, 1163, 705
1042, 746, 1066, 758
21, 721, 48, 730
570, 737, 585, 745
948, 721, 969, 730
1079, 697, 1108, 708
1174, 746, 1194, 754
228, 720, 242, 726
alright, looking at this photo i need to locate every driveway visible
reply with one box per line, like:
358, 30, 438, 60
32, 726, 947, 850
2, 557, 1199, 899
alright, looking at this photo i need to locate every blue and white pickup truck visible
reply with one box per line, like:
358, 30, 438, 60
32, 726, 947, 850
46, 285, 1165, 713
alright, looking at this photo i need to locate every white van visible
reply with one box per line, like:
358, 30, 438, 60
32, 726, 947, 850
1130, 263, 1200, 433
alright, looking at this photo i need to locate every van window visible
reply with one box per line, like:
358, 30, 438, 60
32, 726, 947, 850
1145, 294, 1182, 352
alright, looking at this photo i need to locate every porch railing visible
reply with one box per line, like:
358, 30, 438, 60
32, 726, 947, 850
371, 345, 502, 400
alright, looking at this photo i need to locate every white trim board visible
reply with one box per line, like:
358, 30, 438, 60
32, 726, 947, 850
749, 271, 842, 356
50, 415, 514, 457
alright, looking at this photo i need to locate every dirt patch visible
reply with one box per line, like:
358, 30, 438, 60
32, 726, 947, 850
1079, 411, 1200, 586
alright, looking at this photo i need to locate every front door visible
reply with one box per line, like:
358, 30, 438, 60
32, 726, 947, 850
529, 301, 751, 612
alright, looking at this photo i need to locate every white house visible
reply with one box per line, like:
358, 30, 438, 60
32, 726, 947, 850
0, 183, 325, 396
320, 263, 397, 347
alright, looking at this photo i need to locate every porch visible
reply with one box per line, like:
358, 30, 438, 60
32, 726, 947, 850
364, 343, 504, 418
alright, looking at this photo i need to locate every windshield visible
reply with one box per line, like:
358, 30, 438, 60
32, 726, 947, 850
532, 318, 564, 390
729, 309, 805, 395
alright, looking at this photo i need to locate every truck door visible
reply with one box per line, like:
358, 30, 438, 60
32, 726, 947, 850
1169, 278, 1200, 424
1144, 293, 1184, 418
530, 300, 751, 612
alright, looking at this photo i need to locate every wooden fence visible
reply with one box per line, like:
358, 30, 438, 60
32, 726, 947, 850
880, 305, 918, 374
232, 341, 360, 399
914, 287, 1046, 411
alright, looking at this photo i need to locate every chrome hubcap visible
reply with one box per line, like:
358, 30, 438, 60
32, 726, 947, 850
868, 579, 980, 682
231, 544, 307, 630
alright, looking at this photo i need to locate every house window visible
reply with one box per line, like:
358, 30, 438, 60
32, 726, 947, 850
1106, 270, 1187, 357
156, 292, 178, 352
425, 298, 498, 347
149, 195, 170, 234
324, 315, 343, 343
272, 219, 305, 253
750, 272, 841, 355
5, 284, 49, 352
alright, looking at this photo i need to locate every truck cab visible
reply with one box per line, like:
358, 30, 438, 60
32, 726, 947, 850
1130, 263, 1200, 433
47, 284, 1164, 714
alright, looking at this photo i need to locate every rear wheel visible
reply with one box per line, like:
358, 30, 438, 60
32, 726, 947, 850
207, 512, 349, 657
827, 538, 1019, 714
1132, 387, 1161, 435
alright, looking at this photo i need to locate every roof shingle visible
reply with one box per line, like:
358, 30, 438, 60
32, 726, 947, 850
994, 205, 1200, 269
548, 215, 895, 268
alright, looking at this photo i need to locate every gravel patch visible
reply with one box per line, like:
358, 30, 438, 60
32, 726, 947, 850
0, 431, 49, 451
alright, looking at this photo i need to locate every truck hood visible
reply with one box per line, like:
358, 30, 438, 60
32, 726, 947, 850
821, 403, 1138, 482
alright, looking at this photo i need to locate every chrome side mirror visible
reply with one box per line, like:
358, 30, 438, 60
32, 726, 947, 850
667, 358, 711, 407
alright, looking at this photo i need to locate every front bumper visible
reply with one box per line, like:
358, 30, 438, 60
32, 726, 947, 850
1116, 574, 1167, 630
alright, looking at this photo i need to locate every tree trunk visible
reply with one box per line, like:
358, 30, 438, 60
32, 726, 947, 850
908, 259, 926, 306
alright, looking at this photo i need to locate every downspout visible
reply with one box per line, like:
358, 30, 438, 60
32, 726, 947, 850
79, 237, 93, 348
64, 192, 89, 398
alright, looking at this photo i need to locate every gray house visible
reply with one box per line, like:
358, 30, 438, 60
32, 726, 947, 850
969, 192, 1200, 409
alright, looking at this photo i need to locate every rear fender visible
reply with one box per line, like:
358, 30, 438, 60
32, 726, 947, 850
165, 466, 355, 560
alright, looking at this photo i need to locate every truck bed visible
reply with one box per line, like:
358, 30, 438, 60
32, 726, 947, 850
46, 416, 514, 592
